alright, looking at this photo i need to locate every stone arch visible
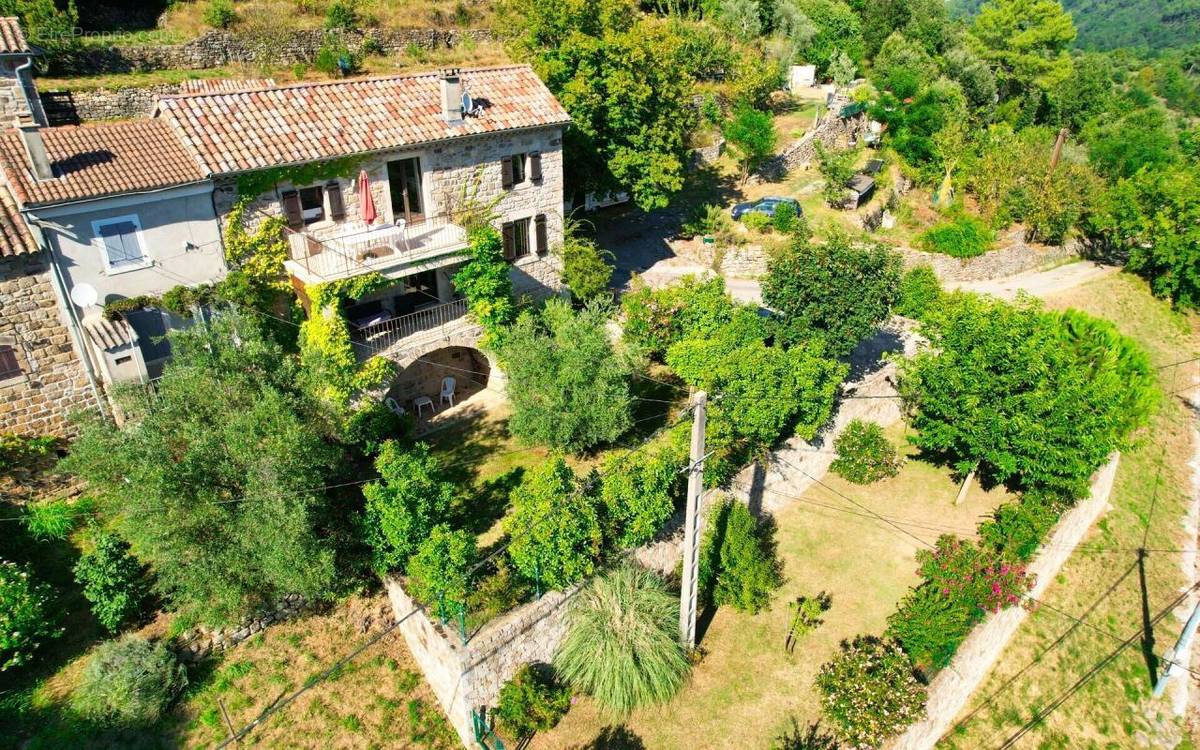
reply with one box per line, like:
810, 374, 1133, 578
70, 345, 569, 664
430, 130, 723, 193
383, 344, 503, 413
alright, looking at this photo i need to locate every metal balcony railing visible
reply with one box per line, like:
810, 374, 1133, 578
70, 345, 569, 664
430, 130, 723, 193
352, 298, 470, 353
284, 215, 469, 282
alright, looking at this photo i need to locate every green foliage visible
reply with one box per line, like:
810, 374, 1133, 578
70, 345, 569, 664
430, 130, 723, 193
871, 80, 967, 179
503, 0, 696, 210
1089, 165, 1200, 309
324, 0, 358, 29
621, 275, 739, 359
222, 200, 290, 290
71, 636, 186, 726
235, 157, 363, 201
917, 213, 995, 258
723, 105, 778, 177
917, 535, 1034, 612
507, 458, 603, 591
203, 0, 237, 28
742, 211, 772, 232
74, 531, 148, 633
728, 52, 785, 110
61, 313, 340, 626
1086, 106, 1178, 180
786, 592, 832, 646
968, 0, 1076, 101
872, 32, 938, 98
494, 664, 572, 741
898, 293, 1157, 499
680, 204, 737, 242
453, 227, 516, 340
22, 497, 91, 541
830, 419, 902, 484
497, 299, 634, 453
813, 142, 857, 206
762, 229, 902, 356
978, 492, 1064, 561
886, 584, 976, 671
467, 559, 530, 624
343, 397, 412, 456
600, 438, 687, 548
406, 525, 477, 617
315, 40, 357, 76
363, 441, 455, 574
699, 498, 784, 614
772, 200, 800, 233
0, 0, 78, 59
554, 563, 689, 716
896, 265, 943, 319
559, 218, 615, 302
793, 0, 864, 74
0, 433, 56, 476
0, 559, 59, 671
298, 273, 397, 407
815, 636, 926, 747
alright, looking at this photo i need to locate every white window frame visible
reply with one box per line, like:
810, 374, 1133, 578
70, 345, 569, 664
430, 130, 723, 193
91, 214, 151, 275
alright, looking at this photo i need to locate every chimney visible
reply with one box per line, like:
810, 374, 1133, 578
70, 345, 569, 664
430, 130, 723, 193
17, 123, 53, 181
440, 68, 463, 123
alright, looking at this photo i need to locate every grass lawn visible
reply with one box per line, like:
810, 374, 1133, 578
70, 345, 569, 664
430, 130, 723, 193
530, 423, 1016, 750
942, 272, 1200, 749
774, 101, 823, 148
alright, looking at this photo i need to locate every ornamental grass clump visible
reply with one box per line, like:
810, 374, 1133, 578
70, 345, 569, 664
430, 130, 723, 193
830, 420, 902, 484
71, 636, 186, 726
815, 635, 926, 748
554, 563, 689, 716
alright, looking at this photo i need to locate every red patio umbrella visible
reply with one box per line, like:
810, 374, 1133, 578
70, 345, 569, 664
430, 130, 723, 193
357, 169, 377, 225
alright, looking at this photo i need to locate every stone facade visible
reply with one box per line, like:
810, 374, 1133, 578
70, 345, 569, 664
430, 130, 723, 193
40, 84, 178, 124
0, 55, 44, 124
54, 28, 497, 75
0, 252, 96, 438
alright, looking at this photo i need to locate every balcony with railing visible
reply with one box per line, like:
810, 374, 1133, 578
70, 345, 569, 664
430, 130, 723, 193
351, 297, 470, 356
282, 215, 470, 285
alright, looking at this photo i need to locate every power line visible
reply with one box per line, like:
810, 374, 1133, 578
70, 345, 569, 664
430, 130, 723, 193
991, 582, 1200, 750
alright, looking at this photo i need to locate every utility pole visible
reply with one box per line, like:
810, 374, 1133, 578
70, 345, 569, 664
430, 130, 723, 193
679, 390, 707, 650
1153, 599, 1200, 698
1048, 127, 1069, 173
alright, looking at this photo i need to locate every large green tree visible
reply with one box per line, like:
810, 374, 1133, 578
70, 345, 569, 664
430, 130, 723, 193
497, 298, 634, 453
898, 293, 1157, 499
63, 314, 341, 625
362, 441, 456, 574
762, 230, 902, 356
968, 0, 1076, 101
507, 458, 603, 591
503, 0, 696, 210
794, 0, 865, 74
1090, 165, 1200, 309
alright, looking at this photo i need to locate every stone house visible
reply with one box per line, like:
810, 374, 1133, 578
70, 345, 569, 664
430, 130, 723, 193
0, 45, 572, 427
152, 65, 571, 404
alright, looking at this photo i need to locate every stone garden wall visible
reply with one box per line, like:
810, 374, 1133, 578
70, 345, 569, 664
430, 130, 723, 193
175, 594, 311, 662
897, 229, 1081, 282
53, 28, 496, 75
751, 108, 868, 183
887, 454, 1121, 750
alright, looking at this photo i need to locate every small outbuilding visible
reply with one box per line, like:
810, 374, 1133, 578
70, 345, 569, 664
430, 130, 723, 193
843, 174, 876, 209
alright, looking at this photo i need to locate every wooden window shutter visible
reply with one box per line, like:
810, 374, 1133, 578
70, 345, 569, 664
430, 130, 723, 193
501, 221, 516, 260
529, 151, 542, 183
326, 182, 345, 220
281, 190, 304, 230
501, 156, 514, 189
535, 214, 548, 256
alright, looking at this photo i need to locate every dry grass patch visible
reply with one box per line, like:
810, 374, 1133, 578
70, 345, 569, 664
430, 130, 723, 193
942, 272, 1200, 749
160, 0, 496, 38
532, 424, 1015, 750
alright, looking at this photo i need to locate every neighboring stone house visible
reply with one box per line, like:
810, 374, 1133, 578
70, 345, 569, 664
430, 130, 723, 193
0, 18, 45, 126
0, 187, 98, 437
0, 118, 226, 385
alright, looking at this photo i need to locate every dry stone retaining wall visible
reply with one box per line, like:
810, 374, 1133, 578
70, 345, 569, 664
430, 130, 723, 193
751, 108, 868, 183
53, 28, 496, 75
175, 594, 311, 662
898, 229, 1081, 282
887, 454, 1121, 750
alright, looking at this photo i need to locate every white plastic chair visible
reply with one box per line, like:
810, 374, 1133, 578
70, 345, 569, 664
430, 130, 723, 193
384, 396, 405, 416
393, 218, 409, 253
439, 376, 456, 408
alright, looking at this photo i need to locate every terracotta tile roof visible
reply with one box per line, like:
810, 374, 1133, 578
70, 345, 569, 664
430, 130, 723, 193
0, 18, 32, 56
0, 120, 208, 207
155, 65, 572, 176
176, 78, 277, 95
0, 184, 36, 256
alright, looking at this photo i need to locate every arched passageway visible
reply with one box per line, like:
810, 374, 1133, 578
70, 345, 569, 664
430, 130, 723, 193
384, 345, 492, 415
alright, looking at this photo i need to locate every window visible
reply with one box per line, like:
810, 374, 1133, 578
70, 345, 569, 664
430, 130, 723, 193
299, 186, 326, 224
502, 218, 532, 260
0, 344, 20, 380
92, 214, 147, 273
511, 153, 527, 185
501, 152, 541, 189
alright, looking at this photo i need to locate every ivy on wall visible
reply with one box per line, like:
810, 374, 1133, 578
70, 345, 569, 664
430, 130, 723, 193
452, 227, 515, 345
223, 199, 291, 290
299, 271, 397, 406
235, 156, 366, 199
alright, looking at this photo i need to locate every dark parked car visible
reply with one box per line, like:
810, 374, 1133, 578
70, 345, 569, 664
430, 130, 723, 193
730, 196, 802, 221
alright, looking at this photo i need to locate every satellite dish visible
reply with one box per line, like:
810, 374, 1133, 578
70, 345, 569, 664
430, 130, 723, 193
70, 283, 98, 308
461, 91, 475, 117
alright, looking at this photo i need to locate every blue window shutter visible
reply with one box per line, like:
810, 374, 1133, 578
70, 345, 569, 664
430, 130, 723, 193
99, 221, 142, 267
